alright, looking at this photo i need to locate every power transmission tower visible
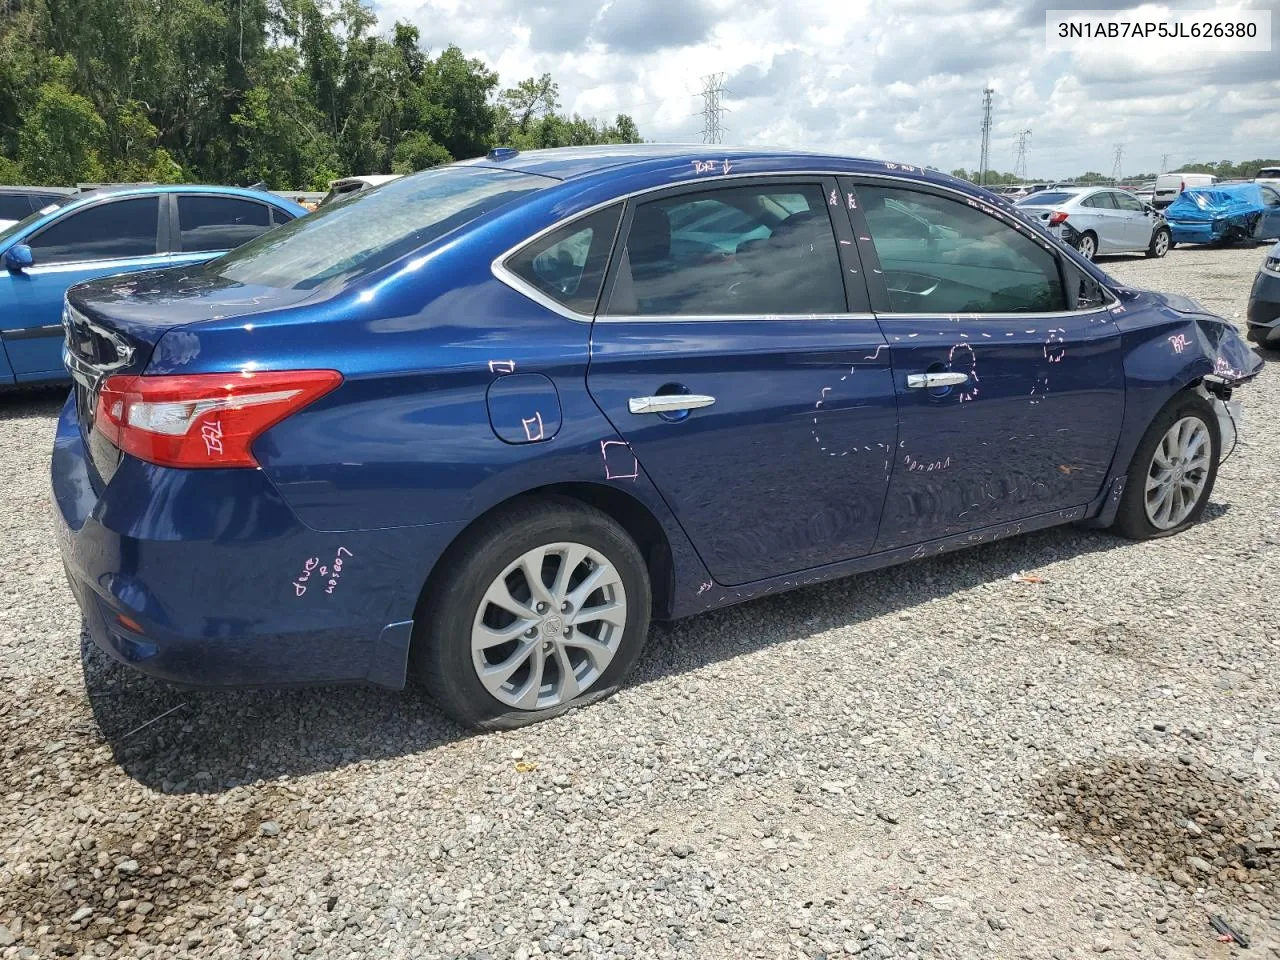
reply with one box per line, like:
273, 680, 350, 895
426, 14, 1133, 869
699, 73, 727, 145
978, 87, 994, 186
1013, 129, 1032, 181
1160, 153, 1171, 173
1110, 144, 1124, 184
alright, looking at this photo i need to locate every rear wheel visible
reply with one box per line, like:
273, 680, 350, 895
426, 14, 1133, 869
1113, 392, 1219, 540
1146, 227, 1171, 258
412, 497, 652, 729
1076, 232, 1098, 261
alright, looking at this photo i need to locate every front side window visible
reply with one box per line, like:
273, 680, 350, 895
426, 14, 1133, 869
859, 185, 1066, 314
1261, 187, 1280, 208
177, 195, 272, 253
27, 197, 160, 264
505, 205, 622, 315
212, 166, 551, 291
605, 183, 846, 316
1113, 192, 1144, 212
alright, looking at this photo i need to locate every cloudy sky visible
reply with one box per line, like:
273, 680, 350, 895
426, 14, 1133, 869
373, 0, 1280, 178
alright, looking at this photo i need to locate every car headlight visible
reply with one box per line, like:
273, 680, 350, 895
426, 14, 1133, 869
1265, 255, 1280, 275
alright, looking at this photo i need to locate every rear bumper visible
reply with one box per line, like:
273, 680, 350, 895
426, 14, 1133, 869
1169, 222, 1219, 245
52, 394, 463, 689
1247, 270, 1280, 344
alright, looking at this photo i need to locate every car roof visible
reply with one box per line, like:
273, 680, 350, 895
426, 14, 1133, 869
66, 183, 300, 205
0, 185, 75, 196
460, 143, 903, 181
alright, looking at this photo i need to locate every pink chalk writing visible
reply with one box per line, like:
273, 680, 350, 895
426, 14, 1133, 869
903, 453, 952, 473
828, 188, 839, 206
1168, 333, 1190, 354
201, 419, 224, 457
600, 440, 639, 480
293, 546, 354, 597
488, 360, 516, 374
696, 581, 713, 596
847, 192, 857, 209
522, 411, 545, 441
947, 342, 980, 402
863, 345, 887, 361
691, 159, 730, 175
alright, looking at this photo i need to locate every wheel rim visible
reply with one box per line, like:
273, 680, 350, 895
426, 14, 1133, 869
1155, 231, 1169, 256
471, 542, 627, 711
1079, 236, 1095, 259
1144, 416, 1211, 530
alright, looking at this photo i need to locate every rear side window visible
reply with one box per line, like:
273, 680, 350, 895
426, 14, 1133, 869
1017, 191, 1074, 205
605, 183, 846, 316
0, 194, 31, 220
860, 185, 1066, 314
177, 195, 272, 253
505, 205, 622, 315
1081, 192, 1117, 209
27, 197, 160, 264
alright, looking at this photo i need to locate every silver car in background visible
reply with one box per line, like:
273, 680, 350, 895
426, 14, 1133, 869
1016, 186, 1171, 260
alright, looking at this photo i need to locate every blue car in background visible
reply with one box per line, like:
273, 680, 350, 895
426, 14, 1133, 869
52, 145, 1261, 730
1164, 182, 1280, 246
0, 185, 305, 385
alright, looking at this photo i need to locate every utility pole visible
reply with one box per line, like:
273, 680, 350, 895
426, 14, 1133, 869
1160, 153, 1171, 173
1013, 128, 1032, 181
978, 87, 994, 186
699, 73, 727, 145
1110, 143, 1124, 184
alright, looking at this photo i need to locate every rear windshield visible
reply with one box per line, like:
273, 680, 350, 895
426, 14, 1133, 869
210, 166, 551, 291
1017, 191, 1074, 205
0, 194, 78, 246
1260, 169, 1280, 178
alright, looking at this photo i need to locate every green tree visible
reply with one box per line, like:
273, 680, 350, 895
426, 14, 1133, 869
17, 82, 107, 184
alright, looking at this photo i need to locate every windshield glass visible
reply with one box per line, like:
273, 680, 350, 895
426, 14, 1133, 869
0, 194, 78, 247
1017, 191, 1075, 206
211, 166, 551, 291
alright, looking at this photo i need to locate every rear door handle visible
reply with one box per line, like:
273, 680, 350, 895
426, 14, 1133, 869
628, 394, 716, 415
907, 372, 968, 389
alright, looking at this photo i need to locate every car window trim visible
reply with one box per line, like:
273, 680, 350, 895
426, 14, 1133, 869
842, 174, 1119, 317
24, 194, 165, 265
491, 169, 1119, 322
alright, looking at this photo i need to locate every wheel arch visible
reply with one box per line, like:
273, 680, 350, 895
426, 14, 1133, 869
415, 481, 679, 625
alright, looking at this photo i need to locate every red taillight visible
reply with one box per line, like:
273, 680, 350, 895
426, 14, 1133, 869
1048, 211, 1069, 225
95, 369, 342, 468
1179, 180, 1185, 193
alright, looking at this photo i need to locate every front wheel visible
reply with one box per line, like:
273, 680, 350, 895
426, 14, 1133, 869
1146, 227, 1171, 258
412, 497, 652, 729
1076, 232, 1098, 261
1113, 392, 1220, 540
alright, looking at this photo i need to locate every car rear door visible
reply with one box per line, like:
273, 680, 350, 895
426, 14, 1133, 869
584, 176, 898, 586
1, 195, 165, 381
844, 177, 1126, 549
167, 193, 277, 267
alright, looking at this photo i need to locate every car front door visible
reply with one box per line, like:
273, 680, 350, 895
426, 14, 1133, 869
1258, 186, 1280, 239
583, 177, 898, 586
167, 194, 278, 268
844, 177, 1126, 549
1112, 190, 1154, 248
1, 195, 165, 380
1079, 191, 1125, 252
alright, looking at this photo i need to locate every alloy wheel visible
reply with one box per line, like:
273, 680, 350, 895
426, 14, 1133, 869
1078, 235, 1096, 260
1154, 231, 1169, 256
1144, 416, 1211, 529
471, 542, 628, 710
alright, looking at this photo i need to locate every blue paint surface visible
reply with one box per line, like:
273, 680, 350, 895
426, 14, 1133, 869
50, 146, 1262, 690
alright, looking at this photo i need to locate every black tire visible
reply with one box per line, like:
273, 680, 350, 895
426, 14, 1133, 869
1146, 226, 1171, 259
1113, 391, 1220, 540
411, 496, 652, 730
1076, 231, 1098, 261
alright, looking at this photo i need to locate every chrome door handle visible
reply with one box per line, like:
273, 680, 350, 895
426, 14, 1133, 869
628, 394, 716, 415
907, 372, 969, 389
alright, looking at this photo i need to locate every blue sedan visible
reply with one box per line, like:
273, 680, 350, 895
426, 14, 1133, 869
0, 184, 305, 385
52, 145, 1262, 729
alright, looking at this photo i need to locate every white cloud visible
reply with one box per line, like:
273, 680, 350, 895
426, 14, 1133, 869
374, 0, 1280, 176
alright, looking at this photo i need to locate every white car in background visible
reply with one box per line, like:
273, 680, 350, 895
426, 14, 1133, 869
1257, 167, 1280, 190
1152, 172, 1217, 210
319, 174, 402, 207
1016, 186, 1171, 260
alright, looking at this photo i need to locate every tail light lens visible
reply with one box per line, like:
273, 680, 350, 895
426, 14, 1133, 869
1048, 211, 1069, 225
1179, 180, 1185, 193
95, 369, 342, 468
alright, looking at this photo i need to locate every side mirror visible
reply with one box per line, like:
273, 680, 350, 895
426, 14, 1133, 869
1143, 204, 1155, 214
3, 244, 33, 272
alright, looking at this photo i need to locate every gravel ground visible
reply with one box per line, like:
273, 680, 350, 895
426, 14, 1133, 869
2, 243, 1279, 960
